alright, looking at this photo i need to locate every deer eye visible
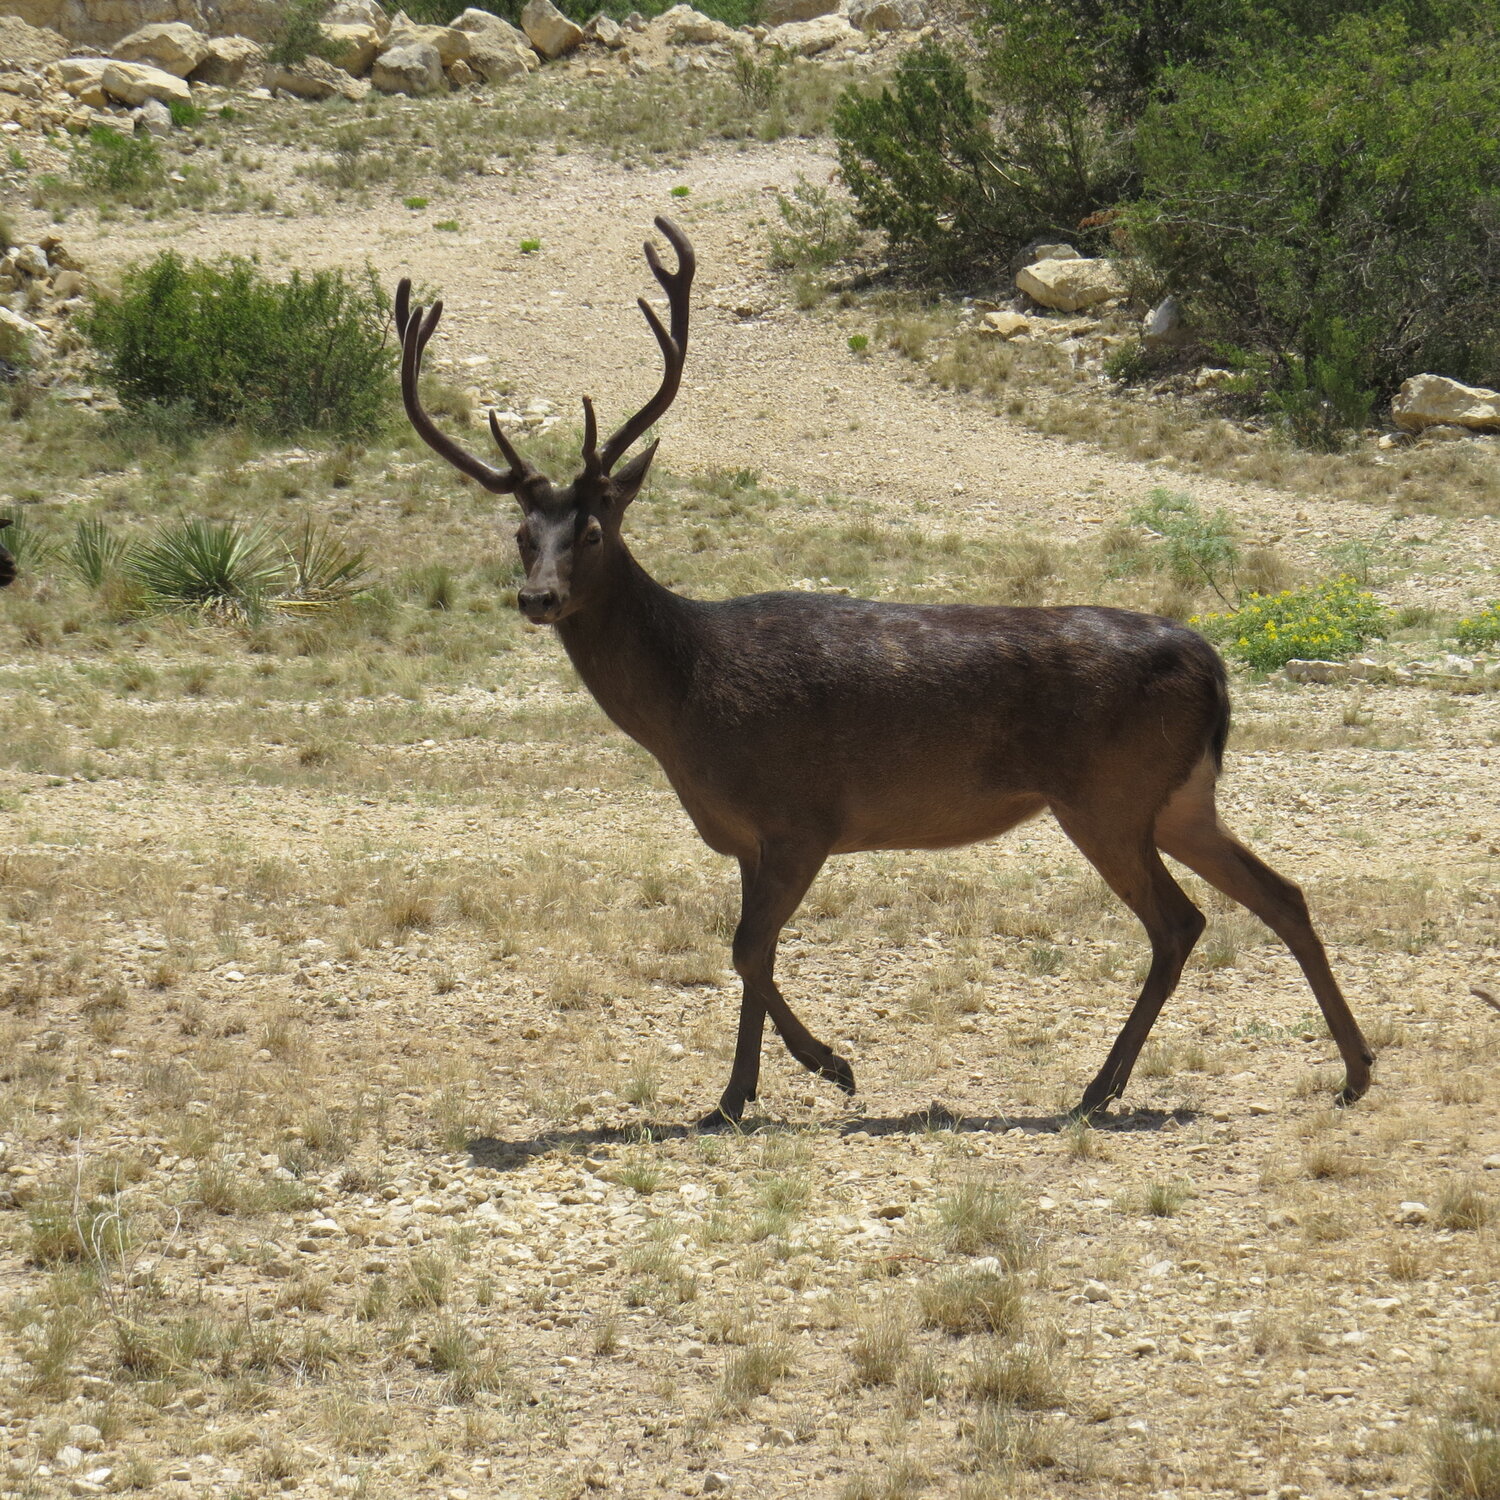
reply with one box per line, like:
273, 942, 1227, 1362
580, 519, 604, 547
515, 525, 534, 552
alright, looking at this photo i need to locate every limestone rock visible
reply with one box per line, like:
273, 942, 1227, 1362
135, 92, 172, 132
100, 58, 191, 105
1390, 373, 1500, 434
980, 310, 1030, 339
200, 0, 281, 41
1016, 256, 1123, 312
2, 0, 203, 49
189, 32, 262, 85
450, 5, 527, 48
520, 0, 583, 58
370, 38, 444, 93
110, 20, 208, 75
446, 54, 473, 84
848, 0, 924, 27
325, 0, 388, 35
763, 0, 836, 22
0, 306, 47, 366
764, 12, 854, 53
1142, 294, 1193, 351
322, 20, 378, 73
56, 54, 111, 92
584, 12, 622, 45
381, 16, 469, 64
465, 34, 533, 80
267, 53, 367, 99
649, 3, 735, 44
0, 15, 68, 67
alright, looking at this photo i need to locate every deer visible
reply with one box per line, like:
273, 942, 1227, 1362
0, 521, 15, 589
393, 216, 1374, 1130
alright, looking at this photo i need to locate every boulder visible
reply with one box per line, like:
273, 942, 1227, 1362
465, 34, 534, 79
446, 54, 473, 84
0, 305, 47, 366
979, 310, 1031, 339
649, 3, 734, 43
763, 0, 835, 21
322, 20, 378, 73
135, 93, 173, 132
380, 16, 469, 64
450, 5, 528, 48
1015, 255, 1124, 312
370, 38, 444, 92
325, 0, 389, 35
1141, 294, 1193, 351
56, 54, 111, 92
267, 53, 368, 99
100, 58, 191, 105
189, 32, 263, 85
585, 12, 623, 45
764, 12, 854, 53
847, 0, 924, 28
1390, 373, 1500, 434
110, 20, 208, 75
520, 0, 584, 57
0, 15, 68, 67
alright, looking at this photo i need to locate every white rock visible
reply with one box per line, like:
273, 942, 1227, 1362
65, 1425, 103, 1452
520, 0, 585, 57
1391, 373, 1500, 434
57, 56, 112, 93
111, 21, 209, 77
765, 12, 854, 52
586, 12, 624, 45
1083, 1279, 1113, 1303
980, 310, 1030, 339
1142, 294, 1192, 350
451, 6, 529, 47
190, 34, 264, 86
466, 35, 534, 80
847, 0, 925, 28
1284, 659, 1350, 685
381, 17, 470, 65
648, 3, 735, 43
100, 59, 191, 106
0, 306, 48, 365
322, 21, 379, 73
763, 0, 836, 22
371, 39, 445, 93
326, 0, 390, 35
1395, 1201, 1430, 1225
135, 95, 173, 134
1016, 256, 1124, 312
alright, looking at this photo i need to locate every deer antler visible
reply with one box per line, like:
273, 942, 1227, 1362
581, 215, 696, 480
395, 279, 540, 497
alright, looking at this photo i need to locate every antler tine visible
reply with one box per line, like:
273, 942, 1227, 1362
579, 395, 603, 483
395, 280, 538, 497
596, 217, 696, 475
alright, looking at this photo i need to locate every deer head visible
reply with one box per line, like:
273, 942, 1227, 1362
0, 520, 15, 590
396, 216, 695, 625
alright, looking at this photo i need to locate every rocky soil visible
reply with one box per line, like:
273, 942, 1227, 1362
0, 106, 1498, 1500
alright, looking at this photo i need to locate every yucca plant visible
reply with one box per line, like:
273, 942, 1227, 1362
277, 519, 368, 609
128, 517, 284, 620
63, 516, 129, 589
0, 514, 58, 573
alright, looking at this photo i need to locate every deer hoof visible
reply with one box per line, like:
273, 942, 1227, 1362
1334, 1077, 1369, 1108
697, 1102, 745, 1131
819, 1053, 856, 1096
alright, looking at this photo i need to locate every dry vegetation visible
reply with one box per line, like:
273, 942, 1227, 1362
1, 76, 1499, 1500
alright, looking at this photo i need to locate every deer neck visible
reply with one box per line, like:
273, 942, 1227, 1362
552, 546, 696, 752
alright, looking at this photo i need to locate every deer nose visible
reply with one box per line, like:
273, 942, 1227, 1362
518, 587, 560, 622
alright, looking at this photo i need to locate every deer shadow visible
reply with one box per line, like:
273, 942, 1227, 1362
464, 1102, 1197, 1172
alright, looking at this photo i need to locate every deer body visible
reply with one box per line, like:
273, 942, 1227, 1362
395, 218, 1374, 1127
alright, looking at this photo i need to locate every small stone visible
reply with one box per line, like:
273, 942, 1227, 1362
1395, 1201, 1431, 1225
1247, 1101, 1275, 1115
1128, 1337, 1159, 1357
702, 1474, 732, 1495
874, 1202, 907, 1219
65, 1426, 102, 1452
1483, 1155, 1500, 1171
1083, 1279, 1113, 1303
980, 309, 1030, 339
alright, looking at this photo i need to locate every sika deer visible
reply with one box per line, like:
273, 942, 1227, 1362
394, 218, 1374, 1128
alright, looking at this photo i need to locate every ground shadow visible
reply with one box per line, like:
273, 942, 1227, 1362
465, 1101, 1197, 1171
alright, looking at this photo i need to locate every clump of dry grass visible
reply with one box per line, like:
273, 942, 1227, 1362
1430, 1359, 1500, 1500
935, 1180, 1037, 1267
918, 1268, 1024, 1337
848, 1305, 911, 1385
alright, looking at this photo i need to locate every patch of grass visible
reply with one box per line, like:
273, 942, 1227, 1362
519, 237, 541, 254
966, 1338, 1064, 1409
935, 1179, 1035, 1266
918, 1268, 1024, 1337
1430, 1360, 1500, 1500
722, 1332, 794, 1412
849, 1306, 910, 1385
404, 195, 430, 209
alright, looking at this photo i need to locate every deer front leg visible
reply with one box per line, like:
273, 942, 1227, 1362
700, 843, 850, 1129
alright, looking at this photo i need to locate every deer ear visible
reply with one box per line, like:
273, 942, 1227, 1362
607, 441, 659, 512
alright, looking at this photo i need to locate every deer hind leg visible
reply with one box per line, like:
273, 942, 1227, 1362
701, 842, 851, 1129
1051, 805, 1208, 1118
1155, 758, 1374, 1105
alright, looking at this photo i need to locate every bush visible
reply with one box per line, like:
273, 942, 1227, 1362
1130, 488, 1238, 603
85, 252, 395, 436
768, 176, 861, 271
1194, 576, 1387, 670
1125, 17, 1500, 419
834, 40, 1125, 281
1454, 603, 1500, 653
265, 0, 341, 68
72, 126, 162, 198
129, 518, 284, 619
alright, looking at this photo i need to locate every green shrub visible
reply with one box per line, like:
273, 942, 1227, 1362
72, 126, 162, 198
1125, 17, 1500, 422
1130, 489, 1239, 603
265, 0, 341, 67
1194, 576, 1387, 670
63, 517, 128, 589
834, 39, 1126, 281
768, 175, 861, 271
1454, 603, 1500, 653
85, 252, 395, 436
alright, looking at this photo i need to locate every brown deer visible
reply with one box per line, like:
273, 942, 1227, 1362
0, 520, 15, 589
394, 217, 1374, 1128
